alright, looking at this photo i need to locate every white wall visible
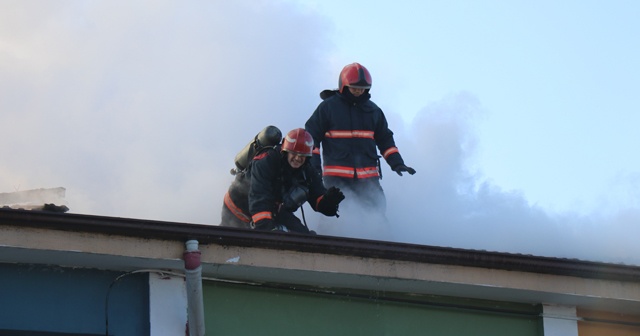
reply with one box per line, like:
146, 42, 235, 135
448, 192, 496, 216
543, 304, 578, 336
149, 273, 187, 336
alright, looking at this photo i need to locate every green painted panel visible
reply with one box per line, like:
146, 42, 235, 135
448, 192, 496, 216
203, 281, 542, 336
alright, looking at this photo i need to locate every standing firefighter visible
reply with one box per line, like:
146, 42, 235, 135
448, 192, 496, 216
250, 128, 345, 233
305, 62, 415, 214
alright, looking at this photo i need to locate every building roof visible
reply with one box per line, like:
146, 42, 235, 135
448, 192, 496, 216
1, 207, 639, 282
2, 207, 640, 316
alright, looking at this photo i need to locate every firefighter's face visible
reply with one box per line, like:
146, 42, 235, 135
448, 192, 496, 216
348, 86, 366, 96
287, 152, 306, 169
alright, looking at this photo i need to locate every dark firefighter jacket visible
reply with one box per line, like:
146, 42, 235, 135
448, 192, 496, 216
249, 146, 327, 225
223, 169, 252, 225
305, 90, 406, 179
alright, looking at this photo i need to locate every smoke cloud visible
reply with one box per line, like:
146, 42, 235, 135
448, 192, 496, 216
0, 0, 331, 222
1, 1, 638, 265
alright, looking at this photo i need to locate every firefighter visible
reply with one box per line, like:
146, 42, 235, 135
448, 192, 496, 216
249, 128, 345, 233
304, 62, 415, 214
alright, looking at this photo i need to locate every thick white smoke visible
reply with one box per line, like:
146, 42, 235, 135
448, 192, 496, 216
387, 93, 640, 265
1, 1, 638, 265
0, 1, 332, 223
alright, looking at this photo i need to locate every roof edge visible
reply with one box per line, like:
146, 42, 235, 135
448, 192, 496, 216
2, 208, 639, 282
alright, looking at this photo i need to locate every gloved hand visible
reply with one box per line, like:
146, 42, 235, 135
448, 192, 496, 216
393, 164, 416, 176
253, 219, 275, 231
317, 186, 345, 217
271, 224, 288, 232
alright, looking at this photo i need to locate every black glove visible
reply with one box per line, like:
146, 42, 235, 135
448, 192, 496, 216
317, 186, 345, 217
253, 219, 275, 231
271, 224, 288, 232
393, 164, 416, 176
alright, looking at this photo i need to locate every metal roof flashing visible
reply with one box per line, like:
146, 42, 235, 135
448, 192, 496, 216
1, 207, 640, 283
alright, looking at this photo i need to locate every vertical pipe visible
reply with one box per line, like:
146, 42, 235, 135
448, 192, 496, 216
184, 240, 205, 336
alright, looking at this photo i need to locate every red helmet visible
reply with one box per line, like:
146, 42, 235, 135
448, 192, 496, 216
338, 62, 372, 93
282, 128, 314, 157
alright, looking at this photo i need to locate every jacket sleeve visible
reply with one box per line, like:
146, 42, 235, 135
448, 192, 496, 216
374, 108, 406, 170
304, 164, 327, 212
305, 102, 328, 174
249, 151, 279, 224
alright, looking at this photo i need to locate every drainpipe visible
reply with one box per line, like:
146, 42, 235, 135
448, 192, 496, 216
184, 240, 205, 336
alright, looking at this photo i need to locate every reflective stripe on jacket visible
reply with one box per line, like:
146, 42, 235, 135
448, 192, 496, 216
305, 91, 405, 179
224, 191, 251, 223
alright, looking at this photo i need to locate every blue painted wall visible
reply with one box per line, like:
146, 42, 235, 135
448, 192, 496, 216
0, 263, 149, 336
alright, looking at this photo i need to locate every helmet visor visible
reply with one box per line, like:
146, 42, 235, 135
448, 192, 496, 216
347, 84, 371, 89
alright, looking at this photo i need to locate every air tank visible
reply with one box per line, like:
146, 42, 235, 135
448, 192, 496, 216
232, 125, 282, 174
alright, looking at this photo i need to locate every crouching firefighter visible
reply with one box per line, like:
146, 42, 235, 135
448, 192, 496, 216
250, 128, 345, 233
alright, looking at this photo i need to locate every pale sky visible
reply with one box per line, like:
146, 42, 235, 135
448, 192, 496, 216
1, 1, 639, 265
293, 0, 640, 215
